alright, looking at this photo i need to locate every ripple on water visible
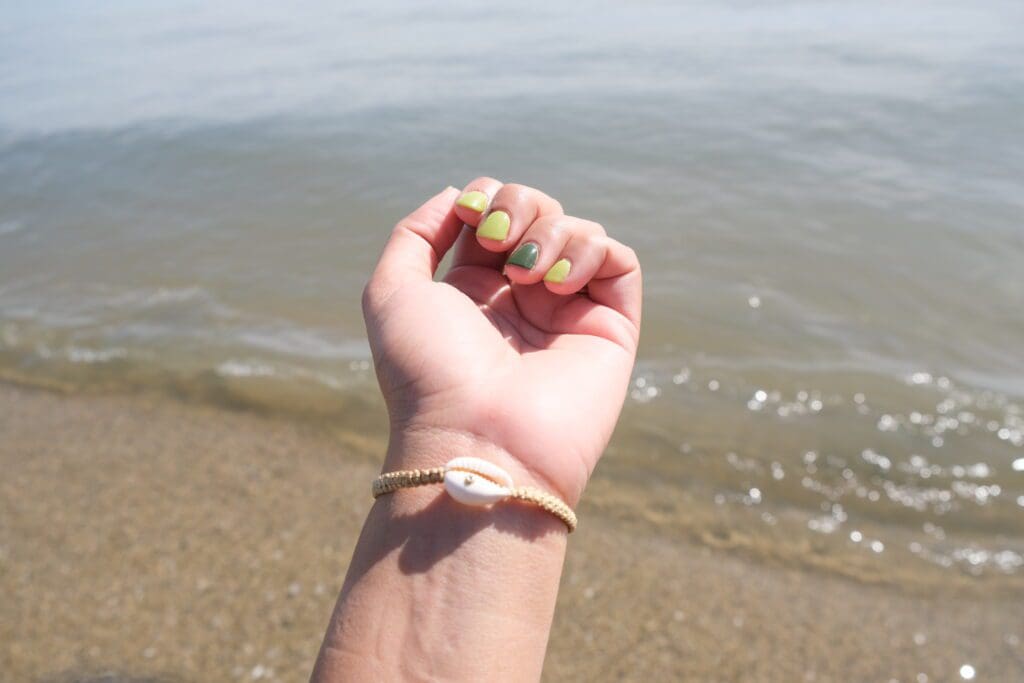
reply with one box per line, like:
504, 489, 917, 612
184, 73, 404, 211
621, 361, 1024, 580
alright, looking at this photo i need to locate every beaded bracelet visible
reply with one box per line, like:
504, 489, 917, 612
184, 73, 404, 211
372, 457, 577, 532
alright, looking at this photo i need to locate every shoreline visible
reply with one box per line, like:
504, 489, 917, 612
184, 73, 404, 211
2, 383, 1021, 681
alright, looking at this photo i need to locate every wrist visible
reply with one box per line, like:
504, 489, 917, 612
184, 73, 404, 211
384, 423, 580, 508
316, 436, 569, 681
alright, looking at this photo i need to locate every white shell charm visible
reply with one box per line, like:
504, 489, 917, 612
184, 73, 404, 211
443, 457, 514, 506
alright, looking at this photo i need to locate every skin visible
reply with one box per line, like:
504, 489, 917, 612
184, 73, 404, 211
311, 178, 642, 682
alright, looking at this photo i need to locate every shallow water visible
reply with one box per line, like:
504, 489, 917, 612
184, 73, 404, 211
2, 1, 1023, 587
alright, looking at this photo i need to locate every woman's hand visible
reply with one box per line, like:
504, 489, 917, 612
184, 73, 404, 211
313, 181, 642, 682
362, 178, 642, 506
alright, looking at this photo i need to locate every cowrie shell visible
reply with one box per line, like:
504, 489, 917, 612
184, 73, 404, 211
444, 457, 513, 506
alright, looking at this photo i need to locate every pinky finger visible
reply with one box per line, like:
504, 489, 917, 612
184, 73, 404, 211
586, 237, 642, 328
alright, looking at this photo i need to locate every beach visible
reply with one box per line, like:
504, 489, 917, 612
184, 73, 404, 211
2, 383, 1020, 682
3, 0, 1024, 680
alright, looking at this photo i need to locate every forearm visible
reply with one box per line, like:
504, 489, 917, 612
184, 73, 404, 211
312, 436, 569, 682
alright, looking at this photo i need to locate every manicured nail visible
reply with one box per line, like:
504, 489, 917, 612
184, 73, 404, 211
544, 258, 571, 283
456, 190, 488, 213
477, 210, 511, 241
506, 242, 539, 270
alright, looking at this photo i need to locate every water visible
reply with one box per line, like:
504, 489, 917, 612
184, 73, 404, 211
2, 0, 1023, 587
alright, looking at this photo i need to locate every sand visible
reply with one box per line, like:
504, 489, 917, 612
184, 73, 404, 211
1, 383, 1021, 682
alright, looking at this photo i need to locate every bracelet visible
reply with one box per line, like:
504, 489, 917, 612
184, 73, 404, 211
372, 457, 577, 532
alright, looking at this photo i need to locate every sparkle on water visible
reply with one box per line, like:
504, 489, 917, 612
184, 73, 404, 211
620, 363, 1024, 578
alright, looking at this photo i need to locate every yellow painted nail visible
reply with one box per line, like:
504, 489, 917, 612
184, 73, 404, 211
478, 210, 511, 241
544, 258, 571, 283
455, 190, 488, 213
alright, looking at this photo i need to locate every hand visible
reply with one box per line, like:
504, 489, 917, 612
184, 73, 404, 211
312, 180, 641, 680
362, 178, 642, 506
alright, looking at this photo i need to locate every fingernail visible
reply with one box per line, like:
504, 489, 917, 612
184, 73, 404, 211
456, 190, 488, 213
506, 242, 539, 270
544, 258, 571, 284
477, 210, 510, 241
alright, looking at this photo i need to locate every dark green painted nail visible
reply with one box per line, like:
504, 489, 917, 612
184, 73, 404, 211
506, 242, 539, 270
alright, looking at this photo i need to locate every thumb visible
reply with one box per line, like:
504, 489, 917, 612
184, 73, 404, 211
364, 186, 462, 308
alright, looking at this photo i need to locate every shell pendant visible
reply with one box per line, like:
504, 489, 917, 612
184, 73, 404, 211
443, 457, 513, 506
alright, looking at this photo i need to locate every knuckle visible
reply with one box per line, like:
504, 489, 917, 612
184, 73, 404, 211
501, 184, 531, 204
622, 245, 640, 268
495, 183, 564, 217
583, 233, 606, 250
545, 221, 568, 242
468, 175, 500, 188
561, 216, 603, 237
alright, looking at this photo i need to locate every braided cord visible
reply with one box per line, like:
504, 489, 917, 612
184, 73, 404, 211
508, 486, 577, 532
371, 467, 445, 498
371, 468, 577, 532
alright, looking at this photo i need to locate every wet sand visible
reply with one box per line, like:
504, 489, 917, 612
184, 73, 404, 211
1, 383, 1021, 682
